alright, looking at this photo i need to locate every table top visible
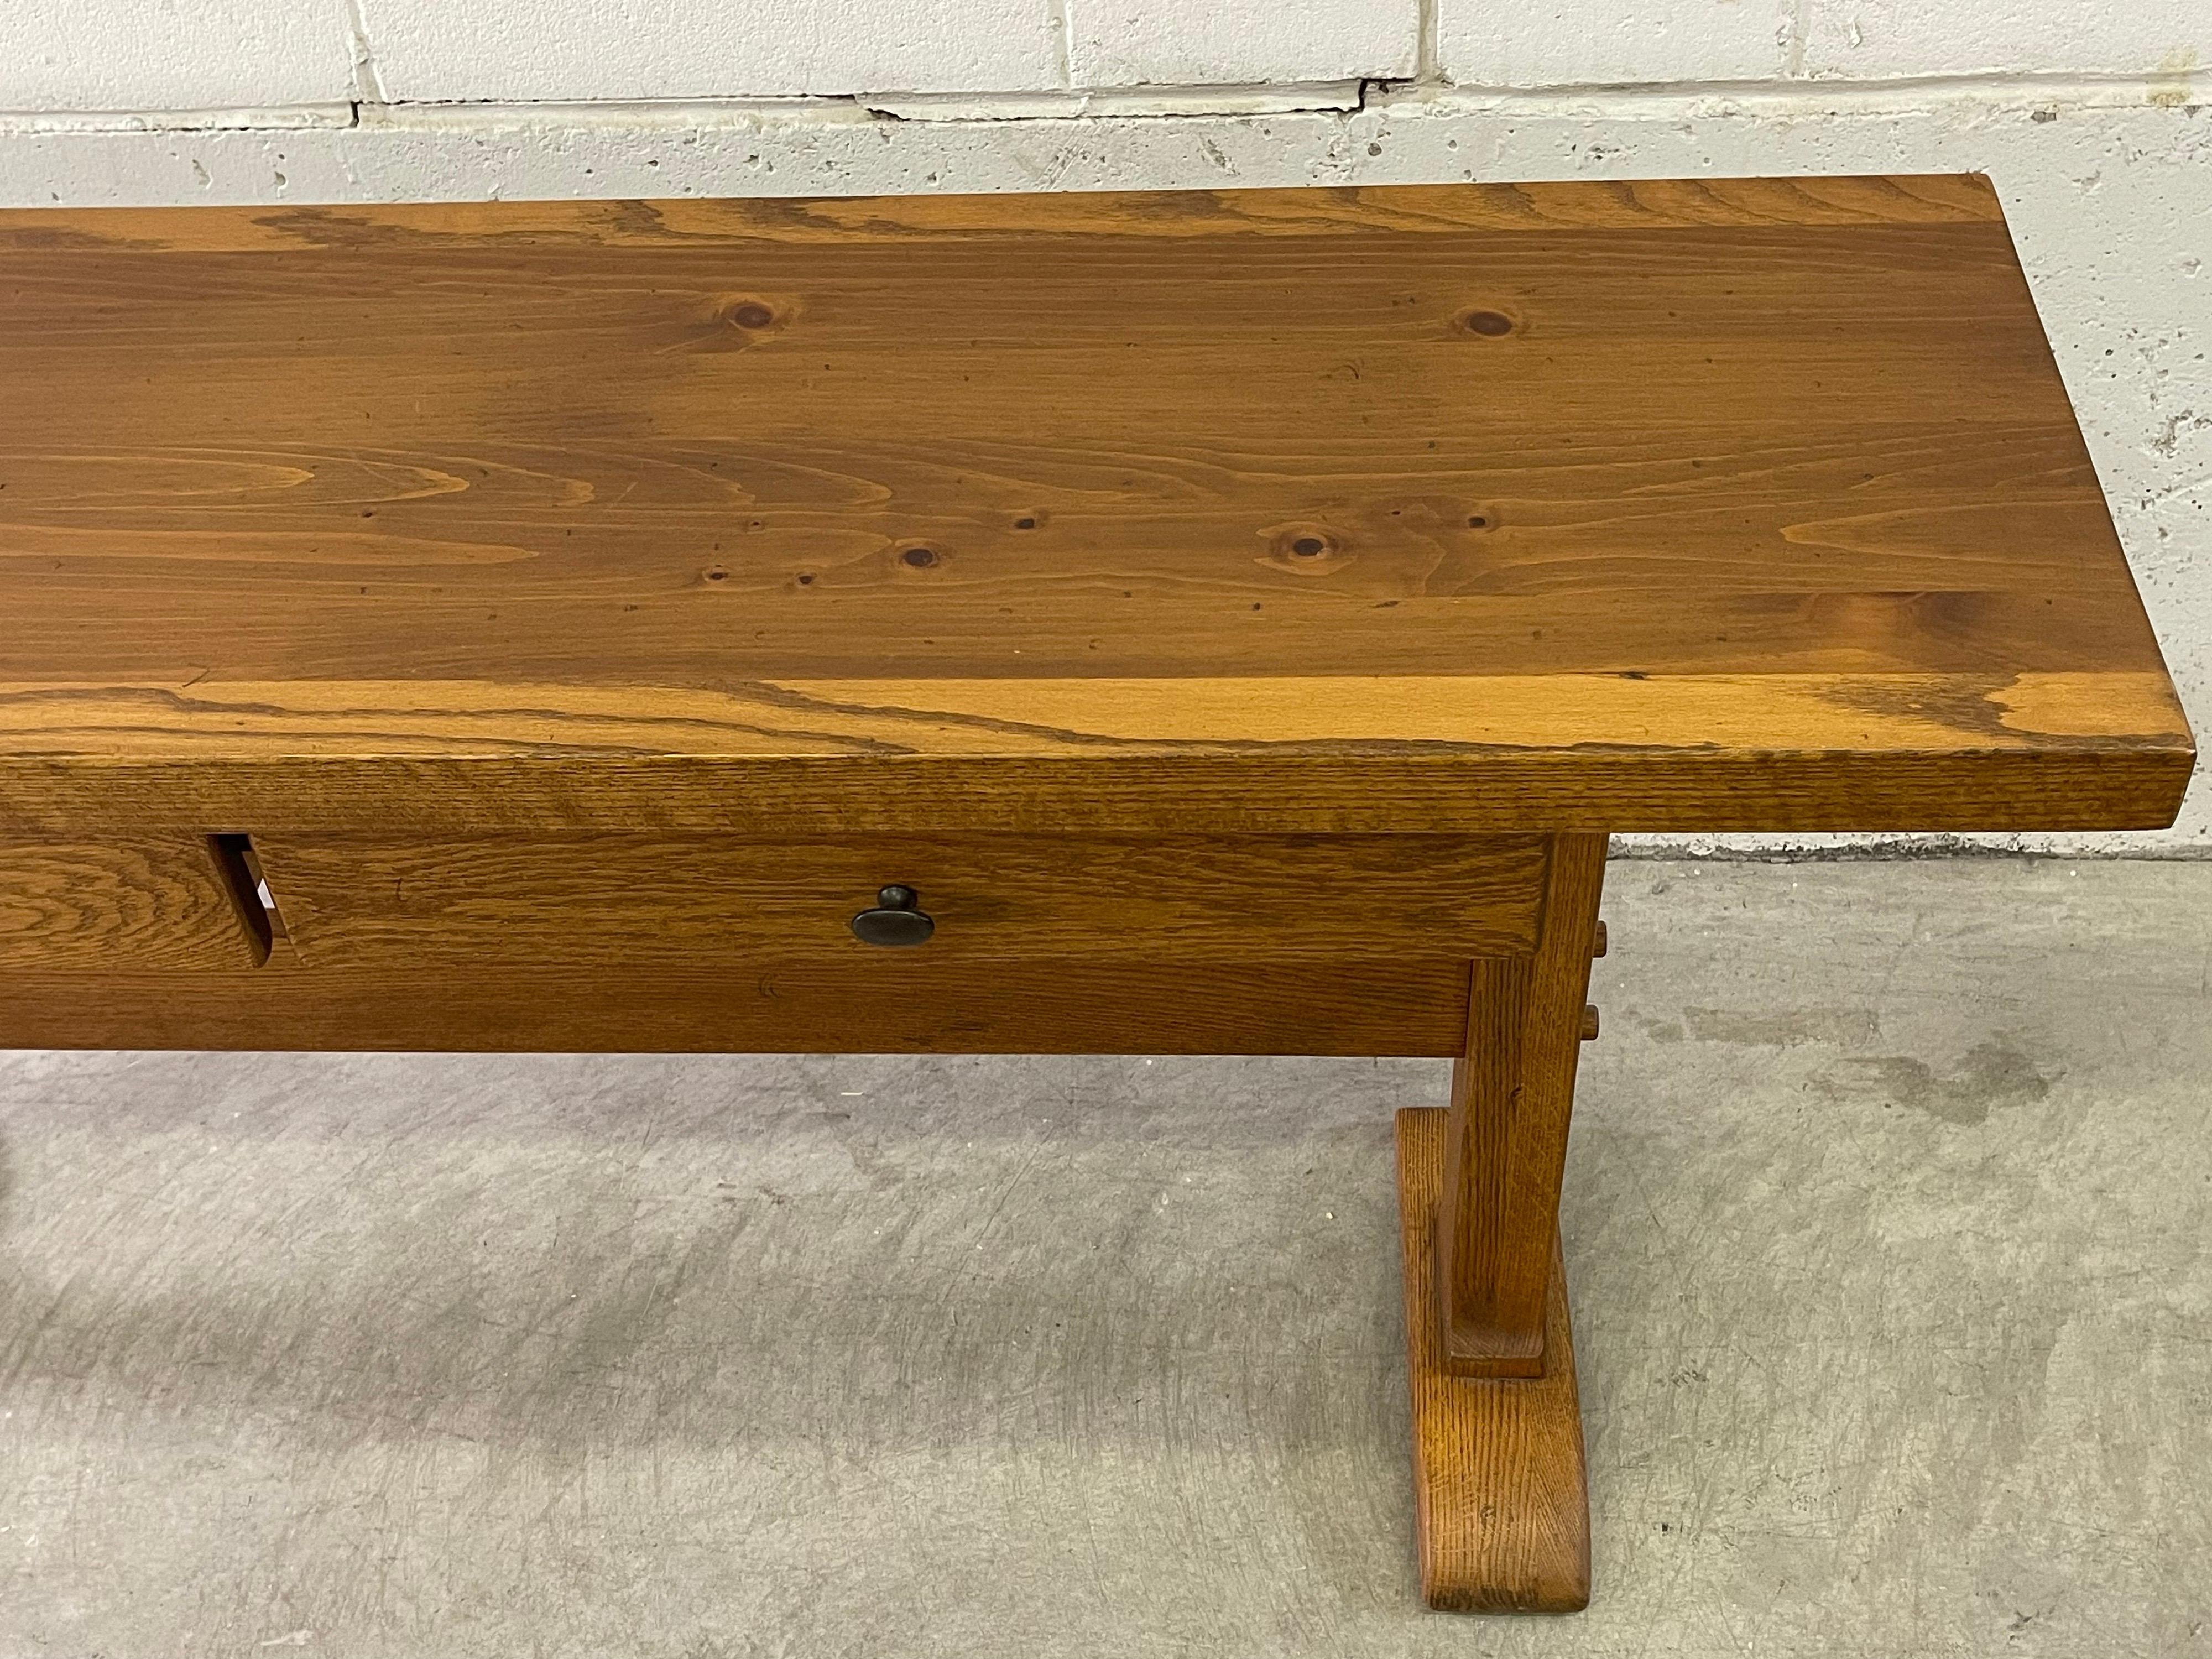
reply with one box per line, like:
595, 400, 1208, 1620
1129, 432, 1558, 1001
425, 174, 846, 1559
0, 176, 2190, 836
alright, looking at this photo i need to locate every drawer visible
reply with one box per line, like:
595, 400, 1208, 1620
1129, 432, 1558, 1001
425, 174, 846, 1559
0, 837, 272, 971
250, 832, 1549, 968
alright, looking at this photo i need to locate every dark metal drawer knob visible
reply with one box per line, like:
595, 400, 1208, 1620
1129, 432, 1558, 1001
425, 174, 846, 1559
851, 884, 934, 947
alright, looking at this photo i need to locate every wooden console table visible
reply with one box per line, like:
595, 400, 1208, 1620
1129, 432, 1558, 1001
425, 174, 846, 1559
0, 178, 2190, 1612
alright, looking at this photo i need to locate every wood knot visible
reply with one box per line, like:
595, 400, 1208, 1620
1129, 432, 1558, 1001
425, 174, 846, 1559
1260, 524, 1353, 575
1458, 309, 1516, 337
728, 300, 776, 330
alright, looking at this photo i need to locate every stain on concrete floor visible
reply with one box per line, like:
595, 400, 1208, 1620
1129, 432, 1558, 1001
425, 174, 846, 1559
1812, 1039, 2056, 1126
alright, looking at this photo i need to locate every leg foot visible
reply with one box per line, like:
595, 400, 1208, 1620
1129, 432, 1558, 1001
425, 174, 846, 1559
1397, 1107, 1590, 1613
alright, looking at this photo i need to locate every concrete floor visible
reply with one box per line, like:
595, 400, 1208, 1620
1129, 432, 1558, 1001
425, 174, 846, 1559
2, 858, 2208, 1657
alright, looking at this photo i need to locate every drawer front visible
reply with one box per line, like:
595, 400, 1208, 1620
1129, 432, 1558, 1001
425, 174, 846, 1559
0, 838, 269, 971
252, 832, 1548, 968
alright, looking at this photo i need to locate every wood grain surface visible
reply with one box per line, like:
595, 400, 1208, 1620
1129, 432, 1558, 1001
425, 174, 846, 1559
0, 954, 1472, 1055
0, 838, 267, 970
1399, 1106, 1590, 1612
0, 177, 2189, 835
252, 831, 1546, 966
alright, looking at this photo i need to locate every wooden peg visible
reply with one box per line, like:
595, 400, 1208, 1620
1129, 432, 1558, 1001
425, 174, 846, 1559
1579, 1005, 1599, 1042
1592, 920, 1608, 959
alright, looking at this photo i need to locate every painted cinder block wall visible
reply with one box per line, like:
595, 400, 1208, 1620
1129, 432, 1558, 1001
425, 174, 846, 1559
1, 2, 2207, 854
